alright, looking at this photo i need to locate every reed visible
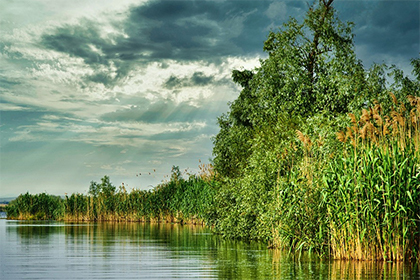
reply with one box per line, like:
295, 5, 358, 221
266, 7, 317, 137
272, 127, 330, 255
7, 166, 216, 225
6, 192, 64, 220
324, 94, 420, 261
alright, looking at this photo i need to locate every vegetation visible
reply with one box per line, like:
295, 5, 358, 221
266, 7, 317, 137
323, 95, 420, 261
6, 0, 420, 262
7, 165, 216, 225
211, 0, 420, 261
6, 192, 63, 220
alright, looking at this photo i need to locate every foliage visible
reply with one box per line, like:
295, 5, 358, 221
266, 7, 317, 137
212, 0, 364, 240
6, 192, 64, 220
7, 165, 216, 225
323, 94, 420, 261
211, 0, 420, 262
212, 0, 373, 178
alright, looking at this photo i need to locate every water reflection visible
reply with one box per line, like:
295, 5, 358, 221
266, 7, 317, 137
326, 261, 419, 280
1, 220, 419, 279
269, 251, 420, 280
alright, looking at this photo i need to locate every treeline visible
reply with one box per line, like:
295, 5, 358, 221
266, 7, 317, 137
6, 166, 216, 225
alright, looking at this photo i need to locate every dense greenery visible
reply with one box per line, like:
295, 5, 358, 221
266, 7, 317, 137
211, 0, 420, 261
6, 192, 63, 220
6, 0, 420, 261
7, 166, 216, 224
323, 97, 420, 261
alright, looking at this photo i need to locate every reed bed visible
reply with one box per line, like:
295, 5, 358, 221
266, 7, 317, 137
324, 94, 420, 261
6, 192, 64, 220
6, 165, 216, 225
270, 94, 420, 261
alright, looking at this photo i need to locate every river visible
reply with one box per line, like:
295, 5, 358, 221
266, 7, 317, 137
0, 219, 418, 279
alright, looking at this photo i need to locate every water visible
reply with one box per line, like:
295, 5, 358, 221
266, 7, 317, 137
0, 219, 419, 279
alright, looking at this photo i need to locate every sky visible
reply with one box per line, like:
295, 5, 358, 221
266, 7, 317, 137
0, 0, 419, 198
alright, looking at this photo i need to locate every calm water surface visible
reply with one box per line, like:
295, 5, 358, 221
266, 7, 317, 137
0, 219, 419, 279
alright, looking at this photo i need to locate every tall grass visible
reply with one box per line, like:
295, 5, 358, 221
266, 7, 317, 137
323, 94, 420, 261
7, 165, 216, 225
272, 124, 331, 255
6, 192, 64, 220
269, 94, 420, 261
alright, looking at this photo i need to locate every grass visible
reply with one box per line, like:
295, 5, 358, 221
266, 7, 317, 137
324, 94, 420, 261
270, 94, 420, 262
7, 165, 216, 225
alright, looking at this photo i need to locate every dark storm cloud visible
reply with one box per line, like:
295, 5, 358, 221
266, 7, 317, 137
40, 19, 133, 86
335, 1, 419, 68
38, 0, 282, 87
124, 0, 263, 60
41, 20, 110, 65
358, 2, 418, 55
163, 72, 217, 89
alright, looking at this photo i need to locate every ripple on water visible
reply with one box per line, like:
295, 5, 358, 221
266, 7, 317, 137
0, 220, 419, 280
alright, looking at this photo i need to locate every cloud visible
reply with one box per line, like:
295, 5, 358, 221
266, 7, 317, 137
163, 71, 217, 89
0, 102, 29, 111
34, 0, 276, 88
356, 2, 418, 56
41, 20, 109, 65
265, 2, 287, 20
111, 101, 195, 123
100, 94, 227, 125
0, 75, 21, 88
5, 109, 213, 151
335, 1, 419, 71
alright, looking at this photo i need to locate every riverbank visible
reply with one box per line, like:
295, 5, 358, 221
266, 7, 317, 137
6, 171, 216, 225
5, 97, 420, 262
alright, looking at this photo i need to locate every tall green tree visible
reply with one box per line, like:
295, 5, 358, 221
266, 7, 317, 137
212, 70, 255, 178
213, 0, 370, 178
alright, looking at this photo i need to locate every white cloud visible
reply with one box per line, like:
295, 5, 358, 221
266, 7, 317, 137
265, 2, 287, 20
100, 165, 113, 170
0, 103, 29, 111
